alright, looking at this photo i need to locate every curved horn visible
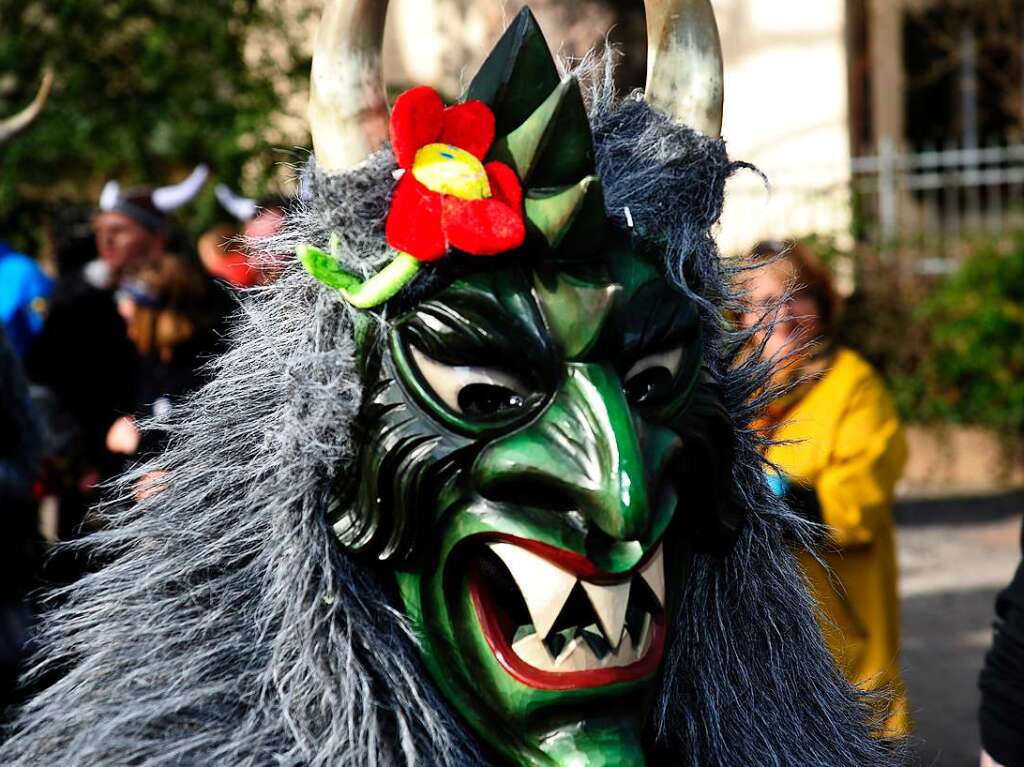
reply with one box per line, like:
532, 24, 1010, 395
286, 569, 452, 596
643, 0, 724, 137
152, 164, 210, 211
309, 0, 390, 174
0, 67, 54, 144
214, 183, 258, 221
99, 180, 121, 210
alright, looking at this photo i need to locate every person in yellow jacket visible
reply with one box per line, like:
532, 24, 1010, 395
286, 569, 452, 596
742, 241, 910, 737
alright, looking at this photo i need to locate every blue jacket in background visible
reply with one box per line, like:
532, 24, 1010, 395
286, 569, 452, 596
0, 241, 53, 358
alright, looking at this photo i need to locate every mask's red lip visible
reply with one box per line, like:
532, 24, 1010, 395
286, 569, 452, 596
479, 532, 659, 581
466, 535, 667, 692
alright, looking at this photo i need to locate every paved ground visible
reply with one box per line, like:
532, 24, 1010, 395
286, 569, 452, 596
895, 490, 1023, 766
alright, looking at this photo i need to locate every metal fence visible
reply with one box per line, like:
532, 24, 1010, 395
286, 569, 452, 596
852, 139, 1024, 273
720, 140, 1024, 275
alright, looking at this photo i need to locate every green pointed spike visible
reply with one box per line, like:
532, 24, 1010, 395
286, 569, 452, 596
524, 176, 605, 250
490, 75, 595, 187
533, 272, 620, 359
464, 7, 561, 136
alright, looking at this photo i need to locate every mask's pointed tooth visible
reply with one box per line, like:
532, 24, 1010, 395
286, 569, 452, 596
487, 543, 577, 640
639, 545, 665, 607
581, 580, 631, 650
637, 613, 652, 657
603, 630, 633, 668
554, 635, 586, 668
524, 175, 604, 250
622, 629, 637, 666
558, 636, 593, 671
511, 632, 554, 670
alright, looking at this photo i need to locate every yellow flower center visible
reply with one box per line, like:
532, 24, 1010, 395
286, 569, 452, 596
411, 143, 491, 200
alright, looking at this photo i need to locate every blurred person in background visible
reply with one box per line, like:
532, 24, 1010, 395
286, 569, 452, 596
979, 517, 1024, 767
0, 325, 45, 722
0, 239, 52, 359
740, 240, 910, 736
106, 252, 222, 463
0, 68, 54, 360
197, 185, 290, 288
24, 167, 208, 575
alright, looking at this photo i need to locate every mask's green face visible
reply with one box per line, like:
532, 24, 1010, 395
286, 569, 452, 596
338, 236, 726, 766
312, 9, 740, 765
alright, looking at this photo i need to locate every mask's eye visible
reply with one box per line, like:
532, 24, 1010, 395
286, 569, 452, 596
624, 347, 684, 406
410, 347, 531, 420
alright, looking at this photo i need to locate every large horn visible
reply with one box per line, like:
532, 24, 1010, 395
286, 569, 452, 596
309, 0, 390, 174
214, 183, 258, 221
152, 164, 210, 211
0, 67, 54, 144
643, 0, 724, 137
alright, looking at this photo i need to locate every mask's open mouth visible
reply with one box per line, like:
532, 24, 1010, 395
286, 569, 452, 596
467, 537, 666, 690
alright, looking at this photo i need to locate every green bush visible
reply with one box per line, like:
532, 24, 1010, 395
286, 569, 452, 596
0, 0, 314, 253
890, 239, 1024, 434
797, 235, 1024, 435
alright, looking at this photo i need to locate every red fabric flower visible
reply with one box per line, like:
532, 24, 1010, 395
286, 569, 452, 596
385, 86, 526, 262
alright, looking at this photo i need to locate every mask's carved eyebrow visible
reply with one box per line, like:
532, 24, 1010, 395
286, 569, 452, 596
586, 278, 700, 365
395, 276, 556, 375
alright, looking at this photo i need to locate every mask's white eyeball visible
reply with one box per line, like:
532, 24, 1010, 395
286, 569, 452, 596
623, 347, 684, 406
410, 347, 531, 419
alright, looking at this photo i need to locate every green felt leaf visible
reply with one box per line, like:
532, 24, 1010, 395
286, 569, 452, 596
464, 7, 560, 136
297, 243, 361, 292
342, 252, 421, 309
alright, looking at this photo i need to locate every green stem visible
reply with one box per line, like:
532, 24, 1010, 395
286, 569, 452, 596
342, 251, 421, 308
297, 244, 421, 309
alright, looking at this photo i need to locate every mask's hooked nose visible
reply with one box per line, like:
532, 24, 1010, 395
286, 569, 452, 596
473, 363, 650, 567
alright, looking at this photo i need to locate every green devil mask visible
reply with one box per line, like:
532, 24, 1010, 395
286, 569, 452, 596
300, 3, 737, 765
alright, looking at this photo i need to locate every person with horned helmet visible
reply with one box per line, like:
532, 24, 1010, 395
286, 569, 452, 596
3, 2, 906, 765
23, 166, 208, 579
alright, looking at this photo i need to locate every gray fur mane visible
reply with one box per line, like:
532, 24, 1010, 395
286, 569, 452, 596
1, 57, 903, 766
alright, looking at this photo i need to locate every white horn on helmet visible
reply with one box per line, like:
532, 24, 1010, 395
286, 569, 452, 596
214, 183, 258, 222
98, 180, 122, 211
152, 164, 210, 211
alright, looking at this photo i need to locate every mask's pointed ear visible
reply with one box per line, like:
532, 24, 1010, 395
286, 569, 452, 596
489, 75, 594, 189
464, 7, 561, 136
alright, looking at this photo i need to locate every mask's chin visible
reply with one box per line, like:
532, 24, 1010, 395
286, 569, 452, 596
466, 535, 667, 691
